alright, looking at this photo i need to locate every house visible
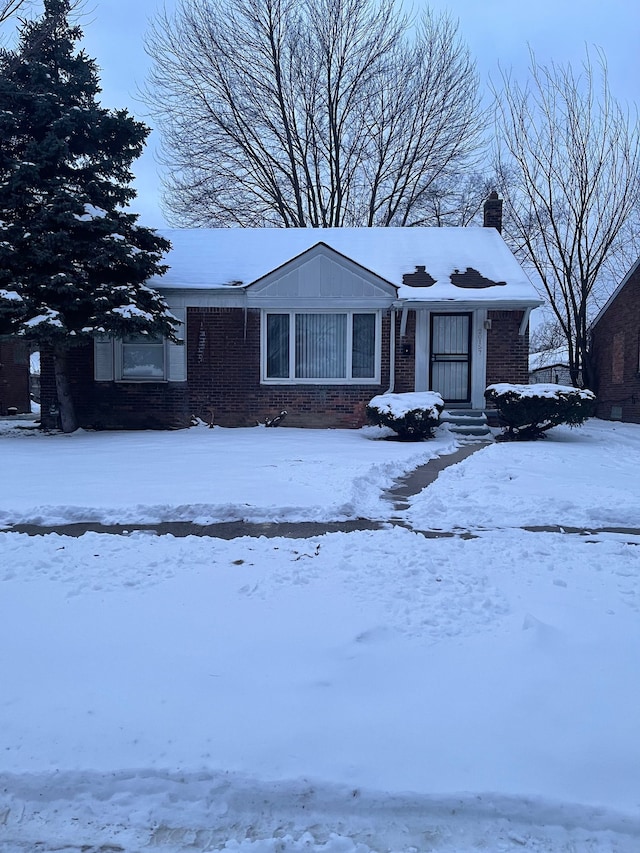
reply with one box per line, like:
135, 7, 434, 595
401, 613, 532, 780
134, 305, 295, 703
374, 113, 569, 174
39, 196, 543, 430
0, 338, 30, 415
528, 346, 574, 386
590, 258, 640, 424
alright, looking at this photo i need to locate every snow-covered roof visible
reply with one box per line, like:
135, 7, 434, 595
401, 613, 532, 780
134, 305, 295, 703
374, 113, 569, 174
528, 346, 570, 371
150, 227, 542, 305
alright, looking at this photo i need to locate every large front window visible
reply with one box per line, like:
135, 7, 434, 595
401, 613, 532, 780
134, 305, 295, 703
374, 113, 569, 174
262, 311, 380, 383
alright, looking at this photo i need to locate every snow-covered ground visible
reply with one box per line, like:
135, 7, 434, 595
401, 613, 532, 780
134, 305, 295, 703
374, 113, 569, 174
0, 423, 458, 526
1, 418, 639, 852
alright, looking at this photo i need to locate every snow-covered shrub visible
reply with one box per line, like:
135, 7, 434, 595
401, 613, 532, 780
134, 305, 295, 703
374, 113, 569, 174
485, 383, 596, 441
367, 391, 444, 440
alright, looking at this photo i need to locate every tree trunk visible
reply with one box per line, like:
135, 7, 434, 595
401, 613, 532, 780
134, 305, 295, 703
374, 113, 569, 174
581, 349, 597, 393
53, 345, 78, 433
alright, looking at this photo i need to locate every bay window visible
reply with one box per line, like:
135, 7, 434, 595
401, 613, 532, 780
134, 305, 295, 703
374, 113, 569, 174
262, 310, 380, 383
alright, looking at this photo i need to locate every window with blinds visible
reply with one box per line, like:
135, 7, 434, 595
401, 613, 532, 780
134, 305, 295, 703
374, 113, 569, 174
263, 311, 379, 383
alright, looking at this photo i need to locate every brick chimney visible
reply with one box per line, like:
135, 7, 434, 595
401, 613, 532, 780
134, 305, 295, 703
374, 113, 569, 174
483, 191, 503, 234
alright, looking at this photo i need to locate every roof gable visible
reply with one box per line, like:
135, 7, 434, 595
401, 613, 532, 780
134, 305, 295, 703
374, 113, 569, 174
246, 242, 397, 307
592, 257, 640, 328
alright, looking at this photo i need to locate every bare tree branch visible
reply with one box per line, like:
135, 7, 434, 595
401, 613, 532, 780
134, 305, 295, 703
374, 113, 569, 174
493, 49, 640, 388
0, 0, 31, 24
144, 0, 485, 228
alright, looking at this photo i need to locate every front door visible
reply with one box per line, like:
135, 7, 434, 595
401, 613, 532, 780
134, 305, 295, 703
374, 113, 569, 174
430, 313, 471, 403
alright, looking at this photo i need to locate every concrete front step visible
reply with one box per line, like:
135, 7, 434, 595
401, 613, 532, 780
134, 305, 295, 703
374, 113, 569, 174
440, 409, 493, 439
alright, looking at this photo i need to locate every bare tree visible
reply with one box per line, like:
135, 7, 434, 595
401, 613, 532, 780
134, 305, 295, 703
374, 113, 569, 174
0, 0, 31, 24
529, 316, 567, 355
493, 50, 640, 389
144, 0, 485, 228
416, 172, 495, 227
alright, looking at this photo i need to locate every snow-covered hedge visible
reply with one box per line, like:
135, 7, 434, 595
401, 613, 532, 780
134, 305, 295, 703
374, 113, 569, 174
367, 391, 444, 440
485, 383, 596, 441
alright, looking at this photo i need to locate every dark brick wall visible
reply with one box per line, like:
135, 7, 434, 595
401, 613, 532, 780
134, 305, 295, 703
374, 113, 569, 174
38, 306, 532, 430
40, 342, 190, 430
591, 266, 640, 424
0, 339, 30, 414
486, 311, 529, 386
187, 307, 397, 428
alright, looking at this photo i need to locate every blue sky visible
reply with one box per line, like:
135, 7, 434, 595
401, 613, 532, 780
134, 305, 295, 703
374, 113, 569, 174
8, 0, 640, 227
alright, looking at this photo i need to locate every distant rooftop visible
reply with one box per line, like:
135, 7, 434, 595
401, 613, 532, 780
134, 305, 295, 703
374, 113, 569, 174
529, 346, 571, 372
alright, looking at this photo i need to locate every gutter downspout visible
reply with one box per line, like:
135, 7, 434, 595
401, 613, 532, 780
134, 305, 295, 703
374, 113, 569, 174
519, 307, 532, 336
386, 308, 396, 393
399, 305, 409, 338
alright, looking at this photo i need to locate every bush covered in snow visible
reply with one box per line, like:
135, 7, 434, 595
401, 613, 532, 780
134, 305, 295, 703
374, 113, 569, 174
485, 383, 596, 441
367, 392, 444, 440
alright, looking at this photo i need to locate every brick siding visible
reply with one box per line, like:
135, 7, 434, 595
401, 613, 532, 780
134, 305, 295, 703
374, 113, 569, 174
187, 307, 396, 428
486, 311, 529, 386
0, 340, 31, 415
38, 306, 531, 431
394, 310, 416, 393
40, 342, 190, 430
591, 265, 640, 424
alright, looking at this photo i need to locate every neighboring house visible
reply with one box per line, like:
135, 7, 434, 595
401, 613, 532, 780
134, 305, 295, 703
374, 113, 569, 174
590, 258, 640, 424
0, 338, 30, 415
40, 197, 543, 430
528, 346, 574, 386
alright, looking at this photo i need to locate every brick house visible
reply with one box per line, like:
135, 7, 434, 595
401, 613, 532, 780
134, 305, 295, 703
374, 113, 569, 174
590, 258, 640, 424
40, 201, 542, 430
0, 338, 30, 415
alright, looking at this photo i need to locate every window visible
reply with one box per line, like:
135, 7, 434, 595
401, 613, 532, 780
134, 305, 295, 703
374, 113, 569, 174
262, 310, 380, 383
121, 334, 166, 380
94, 309, 186, 383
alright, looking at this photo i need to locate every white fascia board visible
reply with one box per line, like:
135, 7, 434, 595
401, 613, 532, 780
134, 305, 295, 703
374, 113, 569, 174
156, 288, 248, 309
246, 295, 393, 310
393, 298, 544, 312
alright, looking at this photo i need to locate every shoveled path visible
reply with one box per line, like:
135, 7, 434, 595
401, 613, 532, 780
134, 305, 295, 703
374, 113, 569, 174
4, 444, 485, 539
6, 441, 640, 542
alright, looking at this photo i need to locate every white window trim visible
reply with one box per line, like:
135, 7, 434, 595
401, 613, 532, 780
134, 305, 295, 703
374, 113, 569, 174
261, 309, 381, 385
94, 310, 186, 384
93, 326, 187, 385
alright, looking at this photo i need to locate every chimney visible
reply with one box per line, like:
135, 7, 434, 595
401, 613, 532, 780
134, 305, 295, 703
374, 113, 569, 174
483, 191, 503, 234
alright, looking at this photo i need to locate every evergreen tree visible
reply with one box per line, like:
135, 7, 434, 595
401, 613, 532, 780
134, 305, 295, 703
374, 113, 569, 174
0, 0, 174, 431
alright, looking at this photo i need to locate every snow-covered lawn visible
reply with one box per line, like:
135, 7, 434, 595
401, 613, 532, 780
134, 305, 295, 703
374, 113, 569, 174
0, 423, 458, 526
1, 419, 639, 852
